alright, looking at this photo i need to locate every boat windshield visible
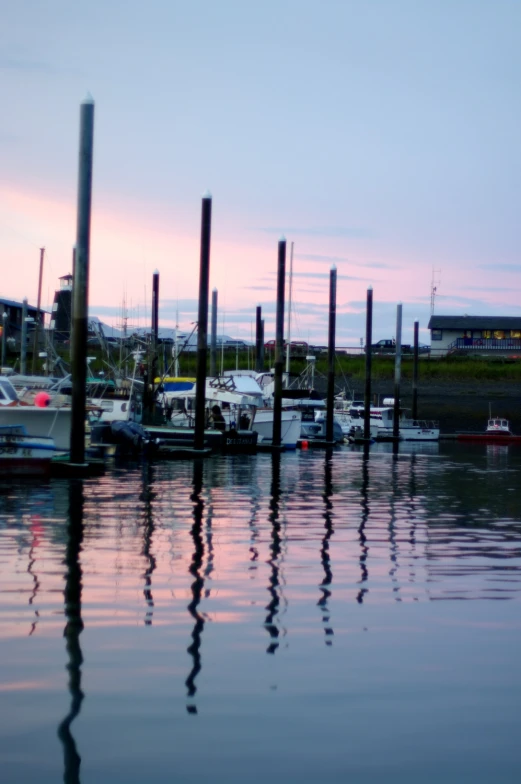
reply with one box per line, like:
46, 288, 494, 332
0, 378, 19, 403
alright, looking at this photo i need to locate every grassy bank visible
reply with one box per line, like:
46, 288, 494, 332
8, 346, 521, 384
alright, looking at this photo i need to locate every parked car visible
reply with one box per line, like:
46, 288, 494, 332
371, 339, 412, 354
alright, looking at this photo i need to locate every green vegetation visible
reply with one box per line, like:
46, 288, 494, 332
332, 354, 521, 382
8, 343, 521, 384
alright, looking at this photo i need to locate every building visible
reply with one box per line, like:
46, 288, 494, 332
0, 296, 46, 354
428, 315, 521, 357
49, 274, 73, 341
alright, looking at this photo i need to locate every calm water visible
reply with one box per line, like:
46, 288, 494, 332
1, 442, 521, 783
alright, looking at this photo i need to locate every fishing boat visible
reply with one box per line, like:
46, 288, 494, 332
457, 418, 521, 444
156, 374, 302, 449
0, 376, 72, 451
0, 425, 57, 476
370, 404, 440, 442
337, 396, 439, 442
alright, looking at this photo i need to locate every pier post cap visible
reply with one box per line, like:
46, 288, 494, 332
82, 92, 95, 104
202, 190, 212, 199
331, 264, 337, 271
279, 235, 286, 242
153, 268, 159, 275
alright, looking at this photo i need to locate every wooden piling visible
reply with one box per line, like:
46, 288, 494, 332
363, 287, 373, 441
393, 303, 403, 441
412, 319, 419, 419
325, 265, 337, 443
70, 95, 95, 465
194, 193, 212, 451
272, 238, 286, 447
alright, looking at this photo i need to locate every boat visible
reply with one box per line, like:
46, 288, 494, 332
0, 424, 57, 476
334, 395, 365, 437
156, 374, 302, 449
369, 403, 440, 442
337, 396, 439, 442
457, 418, 521, 444
0, 376, 72, 451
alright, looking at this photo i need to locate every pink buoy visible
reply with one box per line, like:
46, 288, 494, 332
34, 391, 51, 408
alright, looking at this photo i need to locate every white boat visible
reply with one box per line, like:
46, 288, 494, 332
369, 400, 439, 442
0, 424, 57, 476
335, 395, 439, 442
0, 376, 72, 451
156, 374, 302, 449
334, 396, 365, 436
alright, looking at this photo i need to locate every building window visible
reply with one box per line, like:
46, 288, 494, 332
483, 330, 491, 339
431, 329, 442, 341
511, 330, 521, 338
493, 330, 505, 340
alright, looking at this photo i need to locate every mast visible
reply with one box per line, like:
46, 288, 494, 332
32, 247, 45, 374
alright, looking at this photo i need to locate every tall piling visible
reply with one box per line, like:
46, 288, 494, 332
194, 193, 212, 451
70, 95, 95, 464
412, 319, 419, 419
325, 265, 337, 443
1, 311, 6, 367
255, 305, 263, 372
272, 238, 286, 447
149, 269, 159, 419
285, 241, 294, 376
210, 288, 218, 378
20, 298, 28, 374
260, 319, 265, 370
393, 303, 403, 441
363, 287, 373, 440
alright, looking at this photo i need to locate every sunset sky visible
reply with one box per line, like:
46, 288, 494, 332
1, 0, 520, 345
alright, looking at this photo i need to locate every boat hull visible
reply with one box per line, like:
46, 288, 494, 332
457, 434, 521, 444
0, 427, 57, 476
0, 407, 72, 451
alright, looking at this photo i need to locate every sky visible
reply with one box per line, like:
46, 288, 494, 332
1, 0, 520, 346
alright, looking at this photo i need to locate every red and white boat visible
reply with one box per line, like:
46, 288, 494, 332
457, 418, 521, 444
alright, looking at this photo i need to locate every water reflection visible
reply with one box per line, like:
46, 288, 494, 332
265, 453, 282, 654
185, 460, 206, 714
388, 454, 401, 601
318, 454, 334, 645
57, 479, 85, 784
27, 515, 43, 636
357, 449, 370, 604
140, 463, 157, 625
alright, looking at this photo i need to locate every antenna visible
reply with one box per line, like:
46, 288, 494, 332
430, 268, 441, 315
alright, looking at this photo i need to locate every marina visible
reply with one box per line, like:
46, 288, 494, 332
2, 4, 520, 781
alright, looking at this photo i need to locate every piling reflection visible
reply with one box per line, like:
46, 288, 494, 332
388, 454, 401, 601
318, 454, 334, 645
185, 459, 206, 714
140, 462, 157, 625
357, 447, 370, 604
57, 479, 85, 784
406, 454, 419, 592
27, 516, 43, 636
264, 453, 282, 654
